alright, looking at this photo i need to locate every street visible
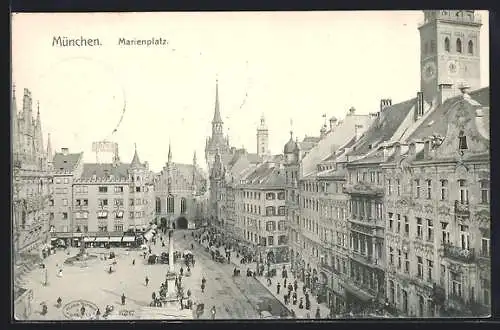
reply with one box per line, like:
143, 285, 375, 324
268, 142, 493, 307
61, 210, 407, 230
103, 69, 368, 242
19, 229, 288, 320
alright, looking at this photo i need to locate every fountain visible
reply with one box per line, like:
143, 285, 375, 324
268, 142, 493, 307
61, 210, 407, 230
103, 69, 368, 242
64, 242, 98, 266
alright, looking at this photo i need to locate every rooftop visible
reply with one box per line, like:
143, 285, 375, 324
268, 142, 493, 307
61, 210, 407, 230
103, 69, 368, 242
53, 152, 82, 172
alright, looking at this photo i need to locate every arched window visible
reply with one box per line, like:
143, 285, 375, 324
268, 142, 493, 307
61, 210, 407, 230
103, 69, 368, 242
181, 198, 187, 214
456, 38, 462, 53
155, 197, 161, 213
468, 40, 474, 55
167, 195, 175, 213
458, 180, 469, 204
444, 37, 450, 52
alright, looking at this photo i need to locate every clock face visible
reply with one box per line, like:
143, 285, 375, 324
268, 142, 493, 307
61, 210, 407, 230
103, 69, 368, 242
422, 61, 437, 82
447, 60, 459, 75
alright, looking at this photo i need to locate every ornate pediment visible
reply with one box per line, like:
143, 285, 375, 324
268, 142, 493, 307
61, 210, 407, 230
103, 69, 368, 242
424, 203, 434, 214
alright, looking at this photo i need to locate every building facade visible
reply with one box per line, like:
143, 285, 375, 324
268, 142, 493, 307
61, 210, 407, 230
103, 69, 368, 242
12, 86, 52, 258
235, 162, 288, 263
154, 145, 207, 229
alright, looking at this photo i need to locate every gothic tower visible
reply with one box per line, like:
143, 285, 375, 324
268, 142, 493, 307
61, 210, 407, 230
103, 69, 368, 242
418, 10, 482, 105
256, 114, 269, 160
205, 79, 231, 171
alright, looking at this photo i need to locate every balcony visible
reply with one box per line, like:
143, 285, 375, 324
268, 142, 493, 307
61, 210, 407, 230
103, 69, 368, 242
320, 262, 335, 273
443, 244, 475, 263
343, 182, 384, 197
454, 200, 470, 217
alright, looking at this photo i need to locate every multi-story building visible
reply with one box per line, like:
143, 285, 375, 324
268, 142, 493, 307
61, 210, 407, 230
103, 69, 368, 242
48, 146, 155, 246
49, 148, 84, 236
12, 86, 52, 258
235, 161, 288, 263
154, 145, 207, 230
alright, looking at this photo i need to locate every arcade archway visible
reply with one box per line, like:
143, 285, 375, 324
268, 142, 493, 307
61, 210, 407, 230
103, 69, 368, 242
176, 217, 188, 229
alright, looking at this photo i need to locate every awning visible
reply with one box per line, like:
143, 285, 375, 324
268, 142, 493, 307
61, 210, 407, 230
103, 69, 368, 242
50, 238, 57, 241
122, 236, 136, 242
109, 237, 122, 242
54, 232, 73, 238
73, 233, 83, 238
95, 237, 109, 243
343, 281, 374, 302
84, 237, 96, 243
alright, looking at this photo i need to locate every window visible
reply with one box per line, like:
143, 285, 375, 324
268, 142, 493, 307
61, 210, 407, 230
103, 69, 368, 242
427, 219, 434, 242
278, 220, 286, 231
430, 40, 436, 52
417, 256, 423, 279
99, 199, 108, 206
402, 290, 408, 314
389, 247, 394, 265
387, 179, 392, 195
460, 225, 470, 250
97, 211, 108, 219
427, 259, 433, 282
98, 186, 108, 193
266, 192, 276, 200
266, 206, 276, 216
129, 199, 134, 206
98, 225, 108, 232
404, 252, 409, 273
468, 40, 474, 55
62, 212, 68, 220
451, 272, 462, 297
396, 214, 401, 233
115, 211, 124, 219
266, 221, 276, 231
441, 222, 450, 245
370, 172, 375, 183
114, 224, 124, 232
167, 195, 174, 213
458, 180, 469, 203
388, 213, 394, 231
415, 179, 421, 198
404, 216, 409, 236
456, 38, 462, 53
268, 236, 274, 246
136, 186, 141, 192
481, 235, 490, 257
181, 198, 187, 214
49, 199, 54, 206
278, 206, 286, 216
417, 218, 423, 239
389, 280, 395, 303
114, 199, 123, 206
397, 249, 402, 269
440, 180, 448, 200
129, 212, 134, 218
83, 199, 88, 206
277, 192, 285, 200
115, 186, 124, 193
426, 180, 432, 199
458, 131, 468, 152
396, 179, 401, 196
480, 180, 490, 204
62, 199, 68, 206
444, 37, 450, 51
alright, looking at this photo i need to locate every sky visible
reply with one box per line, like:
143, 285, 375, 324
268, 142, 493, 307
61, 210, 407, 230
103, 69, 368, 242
12, 11, 489, 173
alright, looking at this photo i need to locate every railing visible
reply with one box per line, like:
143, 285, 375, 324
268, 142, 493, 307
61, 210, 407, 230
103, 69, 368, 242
454, 200, 470, 217
443, 243, 475, 263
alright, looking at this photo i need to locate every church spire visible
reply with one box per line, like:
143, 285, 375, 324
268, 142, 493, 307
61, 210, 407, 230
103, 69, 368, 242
193, 150, 197, 166
168, 141, 172, 164
46, 133, 53, 167
212, 78, 223, 124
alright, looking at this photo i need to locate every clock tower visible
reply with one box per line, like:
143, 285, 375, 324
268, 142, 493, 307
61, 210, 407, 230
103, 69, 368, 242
418, 10, 482, 105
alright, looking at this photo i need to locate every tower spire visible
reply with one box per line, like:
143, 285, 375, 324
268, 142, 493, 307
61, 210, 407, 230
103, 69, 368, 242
168, 140, 172, 163
46, 133, 53, 166
130, 143, 141, 167
212, 78, 223, 124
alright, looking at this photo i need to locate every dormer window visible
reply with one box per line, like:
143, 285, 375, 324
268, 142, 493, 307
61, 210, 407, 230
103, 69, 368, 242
458, 130, 468, 153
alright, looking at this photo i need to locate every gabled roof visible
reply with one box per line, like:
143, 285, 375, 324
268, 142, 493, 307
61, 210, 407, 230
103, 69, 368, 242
321, 136, 357, 162
406, 87, 489, 142
348, 98, 416, 156
82, 163, 131, 179
53, 152, 82, 172
240, 163, 285, 188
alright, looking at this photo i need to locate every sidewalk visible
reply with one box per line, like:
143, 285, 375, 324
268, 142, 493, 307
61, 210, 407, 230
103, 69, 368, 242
198, 239, 331, 319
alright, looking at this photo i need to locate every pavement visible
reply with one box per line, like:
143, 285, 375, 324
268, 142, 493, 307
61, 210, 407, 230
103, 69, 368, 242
18, 229, 290, 320
199, 235, 331, 319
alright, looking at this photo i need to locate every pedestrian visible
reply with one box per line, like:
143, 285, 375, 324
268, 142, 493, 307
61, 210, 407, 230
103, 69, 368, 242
201, 282, 205, 293
292, 292, 298, 305
80, 305, 86, 316
299, 298, 304, 309
180, 267, 184, 276
132, 259, 135, 266
277, 282, 281, 295
211, 306, 216, 319
315, 307, 321, 319
145, 276, 149, 286
284, 278, 287, 288
294, 281, 298, 292
96, 308, 101, 319
303, 285, 306, 295
283, 294, 288, 305
121, 293, 126, 305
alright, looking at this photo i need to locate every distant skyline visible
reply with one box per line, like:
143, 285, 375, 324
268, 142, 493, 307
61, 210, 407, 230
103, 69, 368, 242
12, 11, 490, 172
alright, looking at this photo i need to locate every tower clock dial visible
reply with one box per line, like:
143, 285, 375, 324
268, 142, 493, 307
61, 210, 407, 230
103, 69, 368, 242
422, 61, 437, 82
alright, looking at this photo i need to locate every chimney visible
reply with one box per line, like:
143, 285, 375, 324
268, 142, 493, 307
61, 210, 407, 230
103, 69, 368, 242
61, 148, 69, 156
348, 107, 356, 116
380, 99, 392, 112
438, 83, 454, 105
